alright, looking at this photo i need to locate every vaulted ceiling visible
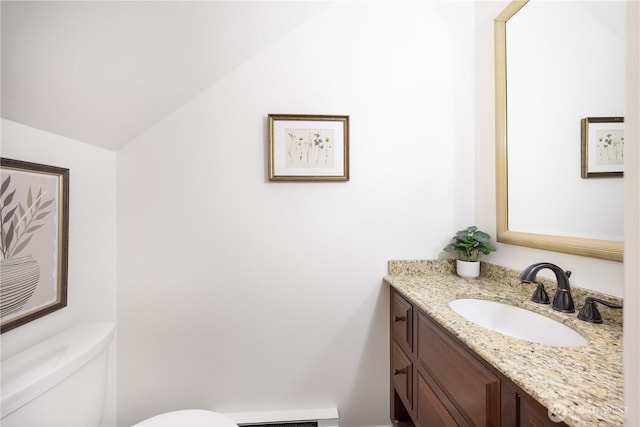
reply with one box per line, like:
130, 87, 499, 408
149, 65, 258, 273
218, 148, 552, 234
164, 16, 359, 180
1, 1, 330, 151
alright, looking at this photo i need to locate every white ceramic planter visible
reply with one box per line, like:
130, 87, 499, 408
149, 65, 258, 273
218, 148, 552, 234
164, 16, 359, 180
456, 259, 480, 279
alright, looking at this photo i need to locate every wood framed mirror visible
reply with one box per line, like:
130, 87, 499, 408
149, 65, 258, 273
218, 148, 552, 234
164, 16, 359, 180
495, 0, 623, 262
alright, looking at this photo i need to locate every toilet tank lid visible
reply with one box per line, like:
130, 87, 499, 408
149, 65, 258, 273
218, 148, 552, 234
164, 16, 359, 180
1, 322, 115, 417
133, 409, 238, 426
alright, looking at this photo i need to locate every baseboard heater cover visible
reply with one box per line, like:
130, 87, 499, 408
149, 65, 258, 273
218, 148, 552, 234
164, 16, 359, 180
223, 408, 339, 427
240, 423, 317, 427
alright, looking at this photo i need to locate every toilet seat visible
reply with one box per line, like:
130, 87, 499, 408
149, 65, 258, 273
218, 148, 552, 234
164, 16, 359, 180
133, 409, 238, 426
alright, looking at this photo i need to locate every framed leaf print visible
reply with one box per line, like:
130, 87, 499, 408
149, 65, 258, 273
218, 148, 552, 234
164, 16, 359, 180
1, 158, 69, 333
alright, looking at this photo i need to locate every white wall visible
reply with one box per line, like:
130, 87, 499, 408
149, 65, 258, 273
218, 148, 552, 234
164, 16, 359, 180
474, 1, 624, 298
116, 2, 475, 426
0, 119, 118, 426
624, 0, 640, 424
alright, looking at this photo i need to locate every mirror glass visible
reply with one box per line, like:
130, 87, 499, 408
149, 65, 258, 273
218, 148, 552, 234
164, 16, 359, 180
495, 0, 625, 262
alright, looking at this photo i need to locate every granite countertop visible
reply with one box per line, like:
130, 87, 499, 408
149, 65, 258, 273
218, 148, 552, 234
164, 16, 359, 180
384, 260, 624, 427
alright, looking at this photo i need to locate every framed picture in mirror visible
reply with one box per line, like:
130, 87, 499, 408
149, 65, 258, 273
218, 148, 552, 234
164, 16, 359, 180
581, 117, 624, 178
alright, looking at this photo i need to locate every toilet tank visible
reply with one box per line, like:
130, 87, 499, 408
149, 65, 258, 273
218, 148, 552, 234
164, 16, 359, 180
1, 322, 115, 426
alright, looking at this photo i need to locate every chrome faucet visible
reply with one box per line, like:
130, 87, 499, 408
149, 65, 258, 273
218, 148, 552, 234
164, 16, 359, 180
519, 263, 575, 313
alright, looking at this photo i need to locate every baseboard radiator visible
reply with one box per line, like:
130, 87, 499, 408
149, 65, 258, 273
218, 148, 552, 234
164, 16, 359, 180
240, 423, 316, 427
223, 408, 339, 427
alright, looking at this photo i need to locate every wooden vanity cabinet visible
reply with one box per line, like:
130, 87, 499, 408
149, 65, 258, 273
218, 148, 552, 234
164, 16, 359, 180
391, 290, 415, 425
416, 371, 460, 426
518, 393, 568, 427
393, 291, 413, 352
390, 288, 567, 427
417, 311, 501, 426
393, 341, 414, 410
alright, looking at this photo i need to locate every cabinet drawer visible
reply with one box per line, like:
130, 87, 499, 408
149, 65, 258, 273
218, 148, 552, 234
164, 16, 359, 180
417, 312, 500, 426
393, 291, 413, 351
393, 341, 413, 410
417, 371, 459, 427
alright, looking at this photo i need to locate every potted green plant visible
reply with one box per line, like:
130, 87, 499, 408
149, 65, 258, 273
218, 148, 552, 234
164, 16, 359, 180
443, 226, 496, 278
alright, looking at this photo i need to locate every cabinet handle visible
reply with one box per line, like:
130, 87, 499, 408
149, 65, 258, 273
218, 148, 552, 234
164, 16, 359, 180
393, 315, 406, 322
394, 368, 406, 375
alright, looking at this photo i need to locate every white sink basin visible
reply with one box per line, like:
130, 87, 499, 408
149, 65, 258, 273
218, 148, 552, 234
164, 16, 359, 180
449, 299, 587, 347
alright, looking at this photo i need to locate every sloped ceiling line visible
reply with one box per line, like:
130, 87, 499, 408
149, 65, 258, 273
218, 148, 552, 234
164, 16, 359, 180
1, 1, 332, 151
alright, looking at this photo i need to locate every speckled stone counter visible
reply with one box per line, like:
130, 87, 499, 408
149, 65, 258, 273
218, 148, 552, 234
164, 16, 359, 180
385, 259, 624, 427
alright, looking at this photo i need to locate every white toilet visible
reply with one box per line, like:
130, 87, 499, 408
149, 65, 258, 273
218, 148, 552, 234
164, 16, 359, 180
1, 323, 116, 426
134, 409, 237, 426
0, 323, 238, 427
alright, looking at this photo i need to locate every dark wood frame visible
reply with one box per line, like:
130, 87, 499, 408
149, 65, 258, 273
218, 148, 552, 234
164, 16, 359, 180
1, 158, 69, 333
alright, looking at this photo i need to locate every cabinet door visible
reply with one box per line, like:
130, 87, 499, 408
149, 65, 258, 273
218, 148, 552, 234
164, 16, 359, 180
417, 372, 460, 427
393, 342, 414, 410
393, 291, 413, 352
519, 394, 569, 427
417, 312, 501, 426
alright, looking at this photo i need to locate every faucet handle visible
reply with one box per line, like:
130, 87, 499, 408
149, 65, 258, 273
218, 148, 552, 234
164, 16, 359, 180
565, 270, 572, 278
531, 282, 550, 304
577, 297, 623, 323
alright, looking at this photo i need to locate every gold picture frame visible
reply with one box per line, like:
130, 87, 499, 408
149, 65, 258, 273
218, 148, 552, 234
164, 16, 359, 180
268, 114, 349, 182
581, 117, 624, 178
1, 158, 69, 333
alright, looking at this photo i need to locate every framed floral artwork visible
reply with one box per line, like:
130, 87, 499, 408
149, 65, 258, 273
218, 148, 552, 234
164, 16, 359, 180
581, 117, 624, 178
268, 114, 349, 182
1, 158, 69, 333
